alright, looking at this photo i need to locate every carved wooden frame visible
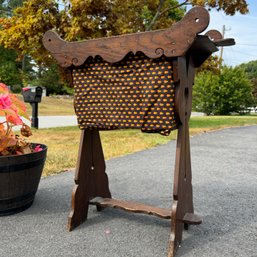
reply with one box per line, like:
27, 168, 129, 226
43, 6, 234, 257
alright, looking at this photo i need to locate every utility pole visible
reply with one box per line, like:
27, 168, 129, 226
219, 25, 231, 68
219, 25, 225, 66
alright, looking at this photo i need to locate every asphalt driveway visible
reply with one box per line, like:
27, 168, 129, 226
0, 125, 256, 257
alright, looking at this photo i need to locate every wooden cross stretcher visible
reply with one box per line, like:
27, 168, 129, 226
43, 7, 234, 257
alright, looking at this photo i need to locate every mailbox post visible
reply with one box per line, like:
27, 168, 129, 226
22, 86, 43, 129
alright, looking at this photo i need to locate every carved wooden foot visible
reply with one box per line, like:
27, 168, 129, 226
67, 185, 89, 231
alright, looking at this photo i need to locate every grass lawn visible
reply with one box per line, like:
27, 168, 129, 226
17, 95, 75, 116
27, 115, 257, 177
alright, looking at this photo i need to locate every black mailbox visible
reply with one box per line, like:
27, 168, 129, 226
22, 86, 43, 103
22, 86, 43, 129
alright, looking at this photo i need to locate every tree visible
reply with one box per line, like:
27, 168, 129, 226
197, 55, 221, 75
189, 0, 248, 15
30, 64, 73, 95
238, 60, 257, 104
0, 0, 24, 17
0, 45, 22, 86
0, 0, 31, 89
5, 0, 24, 9
0, 0, 185, 65
193, 66, 255, 115
193, 71, 219, 115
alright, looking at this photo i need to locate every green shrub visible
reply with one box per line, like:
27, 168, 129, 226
193, 66, 255, 115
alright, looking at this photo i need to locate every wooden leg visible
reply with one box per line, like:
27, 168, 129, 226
67, 130, 111, 231
168, 122, 201, 256
168, 56, 202, 257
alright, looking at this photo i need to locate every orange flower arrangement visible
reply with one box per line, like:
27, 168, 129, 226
0, 82, 42, 156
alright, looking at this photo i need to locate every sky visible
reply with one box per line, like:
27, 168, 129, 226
209, 0, 257, 66
183, 0, 257, 67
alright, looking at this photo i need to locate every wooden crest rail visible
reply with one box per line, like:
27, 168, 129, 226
43, 6, 234, 257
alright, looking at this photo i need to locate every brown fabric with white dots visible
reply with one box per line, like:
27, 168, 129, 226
72, 52, 177, 136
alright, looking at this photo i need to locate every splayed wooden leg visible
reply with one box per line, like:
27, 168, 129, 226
68, 130, 111, 231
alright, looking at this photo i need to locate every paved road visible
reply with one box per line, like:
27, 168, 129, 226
32, 113, 203, 128
0, 125, 256, 257
23, 116, 78, 128
2, 113, 203, 130
0, 116, 78, 130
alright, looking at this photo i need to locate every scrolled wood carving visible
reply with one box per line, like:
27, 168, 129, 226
205, 29, 235, 47
43, 6, 210, 67
205, 29, 223, 41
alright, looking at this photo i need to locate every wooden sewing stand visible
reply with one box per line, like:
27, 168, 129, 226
43, 7, 234, 257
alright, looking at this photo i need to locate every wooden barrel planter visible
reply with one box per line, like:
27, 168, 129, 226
0, 144, 47, 216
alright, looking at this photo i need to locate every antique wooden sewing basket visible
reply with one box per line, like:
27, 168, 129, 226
43, 7, 234, 257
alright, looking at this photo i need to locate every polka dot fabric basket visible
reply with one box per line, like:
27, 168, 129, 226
73, 52, 177, 136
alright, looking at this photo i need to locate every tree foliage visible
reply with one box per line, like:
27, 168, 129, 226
0, 0, 35, 89
0, 0, 61, 65
239, 60, 257, 80
189, 0, 248, 15
0, 0, 23, 17
193, 66, 254, 115
30, 64, 73, 95
238, 60, 257, 103
0, 0, 185, 65
0, 45, 22, 85
197, 55, 221, 75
